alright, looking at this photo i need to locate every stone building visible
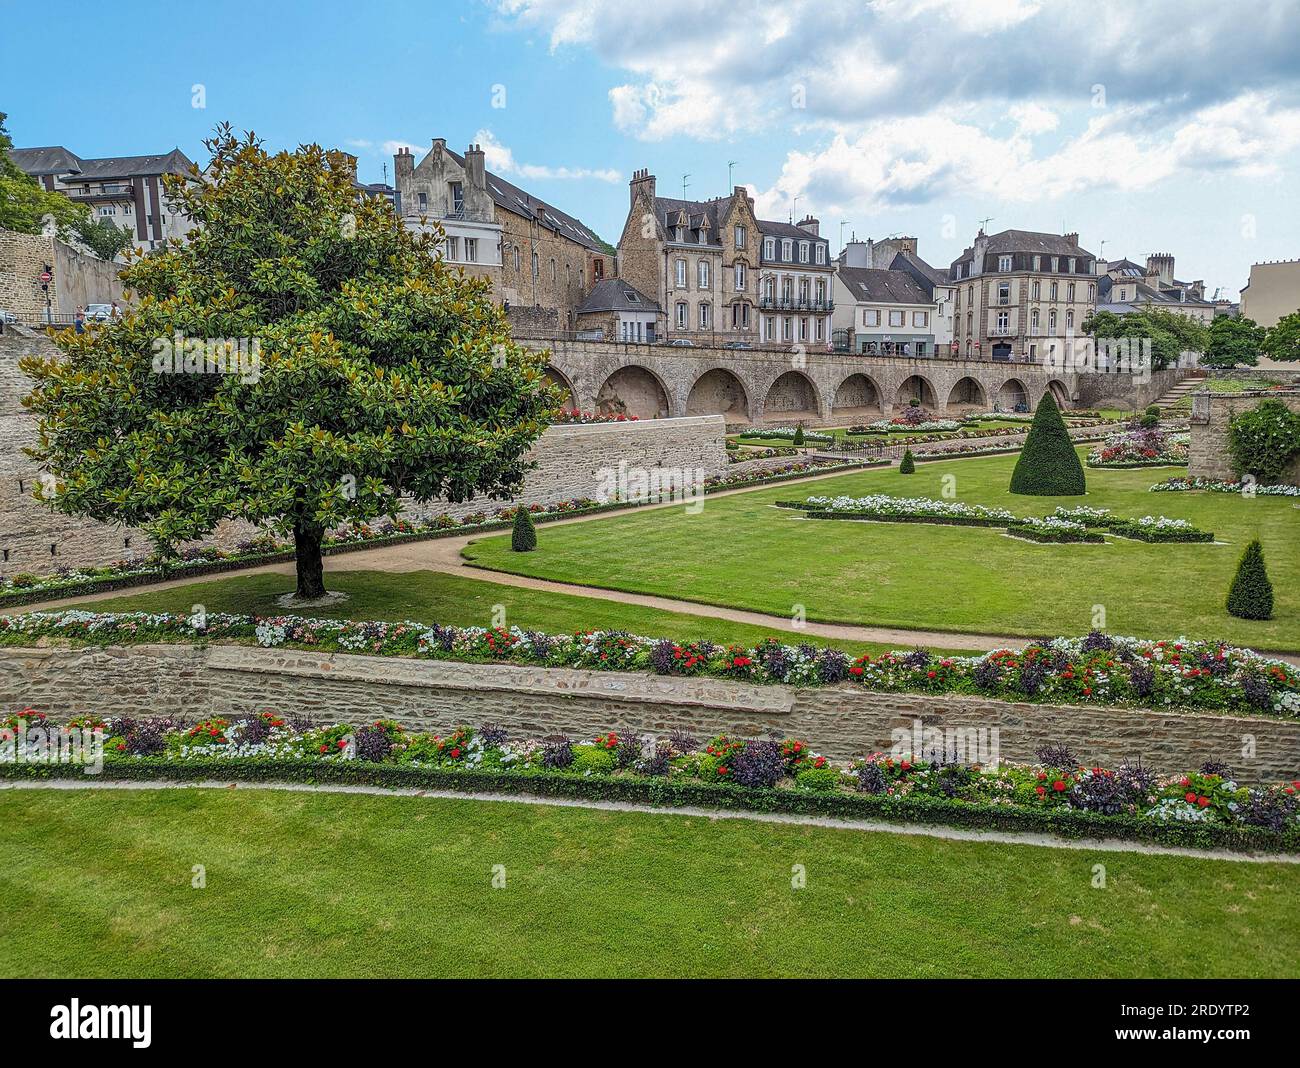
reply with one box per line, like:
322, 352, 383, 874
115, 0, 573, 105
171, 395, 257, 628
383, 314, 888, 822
574, 279, 662, 343
1240, 259, 1300, 328
949, 228, 1098, 364
756, 217, 834, 347
832, 263, 938, 358
1097, 254, 1216, 323
0, 228, 124, 324
8, 145, 197, 254
394, 139, 611, 334
616, 170, 761, 344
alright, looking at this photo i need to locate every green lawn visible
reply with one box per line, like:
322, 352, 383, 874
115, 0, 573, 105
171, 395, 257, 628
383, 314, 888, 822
463, 450, 1300, 650
79, 568, 967, 657
1169, 378, 1285, 410
3, 789, 1295, 978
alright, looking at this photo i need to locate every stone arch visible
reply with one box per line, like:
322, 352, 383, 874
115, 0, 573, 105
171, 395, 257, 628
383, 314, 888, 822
831, 372, 883, 421
1045, 379, 1070, 408
543, 365, 578, 411
897, 374, 937, 410
946, 376, 987, 413
596, 365, 671, 420
687, 368, 750, 424
762, 369, 821, 424
996, 377, 1029, 412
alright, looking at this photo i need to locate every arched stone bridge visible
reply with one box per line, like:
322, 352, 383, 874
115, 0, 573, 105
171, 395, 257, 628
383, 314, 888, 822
520, 338, 1169, 425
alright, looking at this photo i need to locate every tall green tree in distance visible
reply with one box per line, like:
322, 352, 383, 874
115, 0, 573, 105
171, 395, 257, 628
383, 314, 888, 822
0, 111, 86, 235
1009, 393, 1086, 496
1262, 310, 1300, 363
1203, 314, 1264, 369
21, 125, 560, 601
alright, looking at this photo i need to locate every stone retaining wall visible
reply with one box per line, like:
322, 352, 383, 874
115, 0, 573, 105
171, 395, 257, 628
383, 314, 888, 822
1188, 390, 1300, 482
3, 642, 1295, 782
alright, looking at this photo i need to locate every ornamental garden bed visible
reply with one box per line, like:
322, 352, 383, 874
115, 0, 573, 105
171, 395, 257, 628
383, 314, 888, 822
1151, 476, 1300, 496
3, 719, 1296, 854
1005, 520, 1105, 544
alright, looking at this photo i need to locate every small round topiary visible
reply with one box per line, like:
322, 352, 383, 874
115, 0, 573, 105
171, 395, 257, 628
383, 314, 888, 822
1226, 539, 1273, 620
511, 506, 537, 552
899, 448, 916, 474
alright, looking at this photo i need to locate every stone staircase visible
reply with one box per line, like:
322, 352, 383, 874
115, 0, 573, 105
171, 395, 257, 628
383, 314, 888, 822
1151, 371, 1206, 410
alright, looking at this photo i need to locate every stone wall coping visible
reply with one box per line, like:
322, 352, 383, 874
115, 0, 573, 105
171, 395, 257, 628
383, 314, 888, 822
544, 413, 725, 436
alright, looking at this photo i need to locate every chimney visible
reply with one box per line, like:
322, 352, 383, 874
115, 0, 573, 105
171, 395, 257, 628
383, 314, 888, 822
629, 167, 656, 209
1064, 232, 1079, 248
1146, 253, 1174, 286
393, 145, 415, 182
339, 152, 359, 181
842, 239, 869, 268
464, 142, 487, 195
796, 215, 820, 237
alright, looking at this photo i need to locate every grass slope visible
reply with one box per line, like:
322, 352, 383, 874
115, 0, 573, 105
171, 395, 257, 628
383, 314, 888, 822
463, 450, 1300, 650
2, 789, 1296, 979
79, 569, 965, 657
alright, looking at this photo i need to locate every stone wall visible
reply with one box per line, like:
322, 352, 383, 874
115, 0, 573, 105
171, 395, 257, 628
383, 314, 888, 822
0, 322, 726, 576
0, 228, 124, 322
1188, 390, 1300, 483
3, 642, 1296, 782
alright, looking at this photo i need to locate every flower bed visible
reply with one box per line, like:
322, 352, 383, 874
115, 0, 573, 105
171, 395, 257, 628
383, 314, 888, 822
727, 446, 799, 463
2, 611, 1296, 718
1005, 517, 1105, 544
735, 427, 836, 445
2, 717, 1295, 852
1087, 428, 1189, 469
1151, 476, 1300, 496
552, 409, 639, 424
784, 494, 1016, 525
1104, 516, 1215, 543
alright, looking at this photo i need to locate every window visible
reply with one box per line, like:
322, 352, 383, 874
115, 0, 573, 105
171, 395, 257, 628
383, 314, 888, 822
955, 288, 961, 310
799, 317, 808, 341
782, 276, 793, 301
531, 251, 539, 278
512, 247, 521, 271
465, 238, 477, 262
734, 262, 746, 291
593, 258, 604, 281
1031, 308, 1040, 333
1031, 280, 1040, 300
698, 228, 706, 244
700, 303, 711, 329
997, 282, 1010, 305
99, 206, 116, 216
123, 203, 131, 215
782, 239, 792, 261
815, 280, 826, 304
815, 317, 824, 340
966, 311, 972, 333
1066, 309, 1075, 329
1067, 258, 1075, 273
697, 260, 710, 289
1049, 309, 1057, 332
732, 303, 750, 328
915, 342, 926, 356
764, 237, 775, 260
888, 310, 905, 327
734, 224, 746, 249
955, 263, 964, 280
1032, 255, 1041, 271
998, 255, 1012, 272
549, 259, 556, 282
676, 302, 687, 328
450, 181, 463, 213
675, 259, 687, 288
996, 310, 1009, 332
1049, 281, 1059, 301
765, 316, 775, 339
674, 226, 683, 242
1050, 257, 1059, 272
799, 241, 810, 263
445, 236, 460, 261
764, 277, 775, 301
1067, 282, 1075, 302
417, 191, 428, 211
863, 309, 880, 326
912, 311, 928, 328
815, 244, 826, 265
1089, 284, 1095, 302
783, 317, 792, 341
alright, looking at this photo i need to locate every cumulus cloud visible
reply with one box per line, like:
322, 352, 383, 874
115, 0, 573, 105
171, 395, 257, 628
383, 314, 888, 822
473, 128, 621, 182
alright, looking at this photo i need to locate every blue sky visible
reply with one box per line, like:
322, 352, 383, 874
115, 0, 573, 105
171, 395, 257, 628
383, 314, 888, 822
5, 0, 1300, 297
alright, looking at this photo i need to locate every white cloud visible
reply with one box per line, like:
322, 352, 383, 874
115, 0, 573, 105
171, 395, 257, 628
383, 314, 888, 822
1008, 103, 1059, 136
382, 139, 420, 155
473, 128, 621, 182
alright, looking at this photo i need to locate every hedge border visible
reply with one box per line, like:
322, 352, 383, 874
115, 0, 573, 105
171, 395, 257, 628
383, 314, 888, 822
1004, 523, 1106, 544
2, 758, 1294, 855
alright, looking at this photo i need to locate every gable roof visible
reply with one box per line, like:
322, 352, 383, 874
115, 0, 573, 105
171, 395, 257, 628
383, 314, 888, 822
7, 145, 83, 176
578, 279, 661, 314
837, 266, 933, 305
10, 146, 194, 181
951, 228, 1094, 268
443, 147, 605, 253
890, 250, 946, 288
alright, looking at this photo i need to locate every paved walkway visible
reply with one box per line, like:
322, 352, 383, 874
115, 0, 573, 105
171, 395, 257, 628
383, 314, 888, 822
6, 779, 1294, 862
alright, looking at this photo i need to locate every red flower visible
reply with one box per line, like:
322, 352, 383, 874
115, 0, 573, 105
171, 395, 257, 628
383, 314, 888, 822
926, 670, 936, 678
1185, 791, 1197, 803
1197, 796, 1210, 808
1035, 785, 1046, 796
1052, 780, 1066, 792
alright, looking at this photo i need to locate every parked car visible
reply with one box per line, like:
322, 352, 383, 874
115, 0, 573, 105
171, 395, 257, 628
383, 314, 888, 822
665, 339, 695, 347
722, 341, 752, 350
0, 309, 18, 325
85, 304, 114, 322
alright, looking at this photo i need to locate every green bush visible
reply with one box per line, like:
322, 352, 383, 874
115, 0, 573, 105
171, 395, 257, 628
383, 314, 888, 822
1227, 399, 1300, 484
1009, 394, 1086, 496
792, 426, 805, 447
570, 745, 617, 775
1226, 540, 1274, 620
795, 765, 843, 792
899, 449, 915, 474
511, 507, 537, 552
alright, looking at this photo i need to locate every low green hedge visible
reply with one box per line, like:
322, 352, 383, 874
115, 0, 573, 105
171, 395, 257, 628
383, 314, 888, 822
1005, 523, 1106, 544
2, 758, 1293, 855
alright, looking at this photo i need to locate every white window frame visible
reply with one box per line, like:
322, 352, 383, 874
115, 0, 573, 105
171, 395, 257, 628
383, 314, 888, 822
675, 259, 687, 288
998, 255, 1012, 272
888, 310, 905, 327
734, 262, 746, 291
734, 224, 746, 249
912, 311, 927, 328
815, 244, 826, 265
697, 260, 710, 289
676, 302, 688, 328
799, 241, 810, 263
764, 237, 775, 260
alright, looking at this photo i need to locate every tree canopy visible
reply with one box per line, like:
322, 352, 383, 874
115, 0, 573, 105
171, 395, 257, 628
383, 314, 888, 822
1203, 314, 1264, 369
0, 111, 87, 236
1262, 310, 1300, 363
21, 125, 560, 599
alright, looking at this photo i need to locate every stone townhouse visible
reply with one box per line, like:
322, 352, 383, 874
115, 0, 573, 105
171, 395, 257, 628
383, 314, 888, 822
1097, 254, 1216, 324
8, 145, 197, 254
394, 139, 611, 334
617, 170, 761, 344
756, 217, 834, 348
834, 236, 956, 353
949, 229, 1098, 365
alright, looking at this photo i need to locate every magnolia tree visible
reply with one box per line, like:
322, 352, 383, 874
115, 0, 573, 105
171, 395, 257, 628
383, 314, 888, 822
22, 126, 559, 600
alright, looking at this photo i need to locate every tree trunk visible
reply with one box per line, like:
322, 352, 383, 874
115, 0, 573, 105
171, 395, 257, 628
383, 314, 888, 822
293, 523, 326, 599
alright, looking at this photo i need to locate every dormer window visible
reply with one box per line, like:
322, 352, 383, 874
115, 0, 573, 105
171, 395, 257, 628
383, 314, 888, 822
781, 239, 792, 260
799, 241, 810, 263
675, 227, 683, 242
998, 255, 1012, 272
764, 237, 775, 260
449, 181, 463, 213
815, 244, 826, 265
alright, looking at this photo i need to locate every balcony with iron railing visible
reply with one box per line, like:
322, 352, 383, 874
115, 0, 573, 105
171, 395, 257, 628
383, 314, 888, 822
759, 295, 834, 312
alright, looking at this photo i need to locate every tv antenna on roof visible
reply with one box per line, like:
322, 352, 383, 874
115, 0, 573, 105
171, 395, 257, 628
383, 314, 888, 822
977, 216, 994, 233
682, 174, 691, 202
727, 160, 738, 188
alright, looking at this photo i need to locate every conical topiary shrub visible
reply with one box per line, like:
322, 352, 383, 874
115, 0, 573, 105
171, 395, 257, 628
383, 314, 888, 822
1226, 539, 1273, 620
792, 426, 805, 447
511, 506, 537, 552
1009, 394, 1086, 496
899, 448, 915, 474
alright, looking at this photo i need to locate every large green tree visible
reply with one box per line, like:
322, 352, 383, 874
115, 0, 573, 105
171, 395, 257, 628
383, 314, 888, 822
1082, 309, 1180, 370
0, 111, 86, 235
1262, 309, 1300, 363
21, 126, 559, 601
1203, 314, 1264, 369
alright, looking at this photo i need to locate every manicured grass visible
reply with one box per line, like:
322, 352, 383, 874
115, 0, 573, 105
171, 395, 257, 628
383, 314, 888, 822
2, 788, 1296, 978
78, 568, 962, 657
1169, 378, 1285, 409
464, 450, 1300, 650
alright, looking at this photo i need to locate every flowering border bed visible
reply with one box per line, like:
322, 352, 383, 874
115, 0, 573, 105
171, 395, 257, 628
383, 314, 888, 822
2, 611, 1296, 718
1151, 476, 1300, 497
0, 459, 864, 609
1004, 519, 1105, 544
2, 719, 1296, 854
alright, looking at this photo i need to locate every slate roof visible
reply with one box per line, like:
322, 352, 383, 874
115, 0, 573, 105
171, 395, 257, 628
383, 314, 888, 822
656, 196, 723, 246
442, 147, 606, 253
7, 145, 83, 176
837, 266, 933, 305
578, 279, 661, 314
10, 146, 194, 180
950, 228, 1094, 270
890, 250, 947, 288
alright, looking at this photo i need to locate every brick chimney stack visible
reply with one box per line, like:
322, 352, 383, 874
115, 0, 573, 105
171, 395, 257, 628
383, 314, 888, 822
393, 145, 415, 184
464, 142, 486, 195
629, 167, 656, 209
796, 215, 820, 237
